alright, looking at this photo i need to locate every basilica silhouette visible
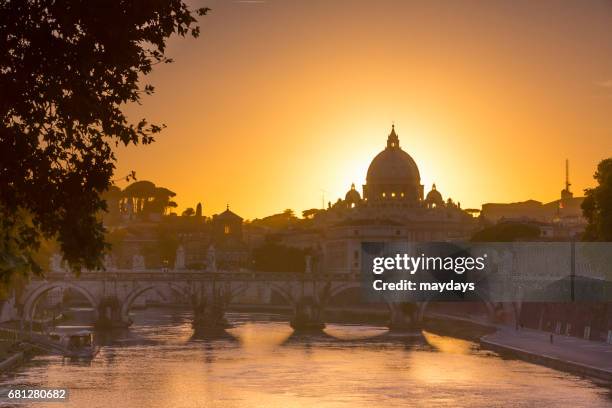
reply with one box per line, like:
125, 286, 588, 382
281, 125, 475, 274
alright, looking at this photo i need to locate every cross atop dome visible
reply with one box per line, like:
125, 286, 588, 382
387, 124, 399, 148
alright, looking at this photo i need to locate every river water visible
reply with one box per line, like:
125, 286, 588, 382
1, 308, 610, 408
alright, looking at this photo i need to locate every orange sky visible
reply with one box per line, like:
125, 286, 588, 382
115, 0, 612, 219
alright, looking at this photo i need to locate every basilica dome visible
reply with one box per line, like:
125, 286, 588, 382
366, 148, 420, 186
345, 183, 361, 203
363, 125, 424, 203
425, 184, 444, 208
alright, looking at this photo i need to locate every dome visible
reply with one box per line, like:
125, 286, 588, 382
363, 125, 424, 203
366, 126, 420, 185
345, 183, 361, 204
425, 184, 443, 207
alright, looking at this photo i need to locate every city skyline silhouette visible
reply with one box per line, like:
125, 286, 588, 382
113, 0, 612, 218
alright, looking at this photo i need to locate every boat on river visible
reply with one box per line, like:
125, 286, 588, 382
47, 330, 100, 359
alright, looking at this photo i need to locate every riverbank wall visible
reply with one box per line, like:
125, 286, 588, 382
413, 313, 612, 383
480, 337, 612, 382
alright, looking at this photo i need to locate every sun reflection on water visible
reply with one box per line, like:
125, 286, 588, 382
2, 309, 609, 408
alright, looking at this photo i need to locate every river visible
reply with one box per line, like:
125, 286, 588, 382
1, 308, 610, 407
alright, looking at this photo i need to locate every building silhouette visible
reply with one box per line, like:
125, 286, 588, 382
279, 125, 475, 274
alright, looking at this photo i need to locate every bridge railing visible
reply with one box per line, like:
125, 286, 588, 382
39, 270, 359, 282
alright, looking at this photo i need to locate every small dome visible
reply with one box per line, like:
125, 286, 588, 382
425, 184, 444, 207
345, 183, 361, 203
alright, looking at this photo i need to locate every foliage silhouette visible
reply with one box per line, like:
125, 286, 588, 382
0, 0, 209, 283
582, 158, 612, 241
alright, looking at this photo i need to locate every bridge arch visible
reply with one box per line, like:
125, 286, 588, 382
120, 285, 158, 322
328, 282, 361, 299
228, 283, 249, 301
120, 282, 193, 321
325, 282, 362, 306
22, 282, 99, 322
166, 282, 190, 302
268, 283, 294, 306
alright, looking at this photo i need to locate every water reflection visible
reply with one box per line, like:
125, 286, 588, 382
422, 331, 474, 354
1, 308, 609, 408
324, 324, 388, 340
227, 322, 293, 349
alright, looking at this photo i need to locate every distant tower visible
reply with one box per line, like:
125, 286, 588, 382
561, 159, 573, 201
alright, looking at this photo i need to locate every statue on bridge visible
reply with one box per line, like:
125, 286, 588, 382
206, 245, 217, 272
132, 254, 145, 271
174, 245, 186, 270
305, 255, 312, 274
49, 253, 64, 273
103, 254, 115, 271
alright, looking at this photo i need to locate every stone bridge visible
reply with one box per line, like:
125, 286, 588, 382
19, 269, 507, 333
19, 270, 385, 332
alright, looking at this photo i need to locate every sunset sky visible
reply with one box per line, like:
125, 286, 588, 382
115, 0, 612, 219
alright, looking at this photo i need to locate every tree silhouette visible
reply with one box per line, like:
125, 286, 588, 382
302, 208, 323, 219
148, 187, 177, 215
0, 1, 209, 281
121, 181, 177, 217
123, 180, 157, 214
251, 209, 299, 229
582, 158, 612, 241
